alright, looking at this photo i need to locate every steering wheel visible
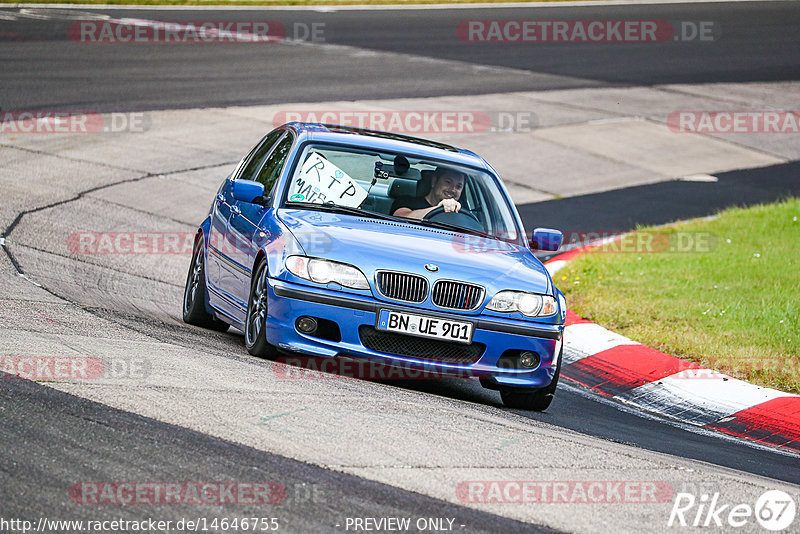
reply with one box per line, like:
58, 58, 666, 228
423, 206, 484, 232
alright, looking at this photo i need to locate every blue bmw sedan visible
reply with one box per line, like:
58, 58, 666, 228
183, 122, 566, 410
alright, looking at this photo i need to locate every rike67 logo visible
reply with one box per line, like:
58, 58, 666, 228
668, 490, 796, 530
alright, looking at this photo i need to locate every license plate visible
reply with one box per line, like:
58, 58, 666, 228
376, 309, 474, 344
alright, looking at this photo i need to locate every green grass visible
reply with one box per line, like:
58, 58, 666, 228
558, 198, 800, 393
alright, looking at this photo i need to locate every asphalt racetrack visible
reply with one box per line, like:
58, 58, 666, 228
0, 2, 799, 111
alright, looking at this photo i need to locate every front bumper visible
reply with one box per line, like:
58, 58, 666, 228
266, 278, 563, 388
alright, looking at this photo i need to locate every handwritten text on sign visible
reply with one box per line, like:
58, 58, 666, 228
288, 153, 368, 208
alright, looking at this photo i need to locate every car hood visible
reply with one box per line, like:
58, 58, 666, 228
278, 209, 552, 295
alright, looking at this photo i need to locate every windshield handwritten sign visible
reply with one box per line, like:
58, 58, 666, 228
288, 152, 368, 208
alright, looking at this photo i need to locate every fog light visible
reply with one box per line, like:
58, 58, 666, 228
296, 316, 318, 334
519, 351, 540, 369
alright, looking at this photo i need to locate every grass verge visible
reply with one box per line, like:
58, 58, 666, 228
558, 197, 799, 393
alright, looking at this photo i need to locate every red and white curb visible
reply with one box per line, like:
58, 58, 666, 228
544, 244, 800, 455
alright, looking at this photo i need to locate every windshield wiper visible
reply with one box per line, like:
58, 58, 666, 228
285, 202, 397, 222
415, 219, 493, 239
286, 202, 497, 240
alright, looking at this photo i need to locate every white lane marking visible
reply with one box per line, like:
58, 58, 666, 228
680, 173, 719, 182
0, 8, 111, 21
545, 260, 568, 276
617, 370, 793, 426
563, 322, 638, 364
15, 8, 51, 19
588, 116, 645, 125
16, 272, 42, 287
20, 7, 110, 20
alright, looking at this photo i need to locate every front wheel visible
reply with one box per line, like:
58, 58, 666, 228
499, 346, 562, 411
245, 261, 277, 358
183, 237, 229, 332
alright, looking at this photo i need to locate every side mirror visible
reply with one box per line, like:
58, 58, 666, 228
531, 228, 563, 252
231, 179, 266, 204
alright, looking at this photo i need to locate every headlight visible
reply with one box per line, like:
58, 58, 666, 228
285, 256, 370, 290
486, 291, 557, 317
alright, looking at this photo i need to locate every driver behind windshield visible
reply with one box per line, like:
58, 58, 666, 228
391, 166, 465, 220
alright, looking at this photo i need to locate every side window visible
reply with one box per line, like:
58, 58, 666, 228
231, 144, 261, 179
470, 179, 494, 234
237, 130, 283, 182
256, 133, 294, 195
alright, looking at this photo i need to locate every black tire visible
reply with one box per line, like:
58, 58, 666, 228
244, 260, 278, 358
183, 236, 229, 332
499, 346, 562, 411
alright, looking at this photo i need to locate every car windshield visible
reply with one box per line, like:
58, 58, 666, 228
283, 142, 521, 243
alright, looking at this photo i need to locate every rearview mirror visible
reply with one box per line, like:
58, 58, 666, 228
531, 228, 563, 252
231, 179, 266, 204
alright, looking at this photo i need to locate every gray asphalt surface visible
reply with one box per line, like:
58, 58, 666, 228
33, 299, 800, 488
1, 377, 557, 534
522, 161, 800, 237
0, 2, 799, 111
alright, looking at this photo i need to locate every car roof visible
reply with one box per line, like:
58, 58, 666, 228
281, 122, 490, 171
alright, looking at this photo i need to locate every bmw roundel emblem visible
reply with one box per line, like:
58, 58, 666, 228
425, 264, 439, 272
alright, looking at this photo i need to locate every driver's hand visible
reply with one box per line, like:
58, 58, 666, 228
438, 198, 461, 213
